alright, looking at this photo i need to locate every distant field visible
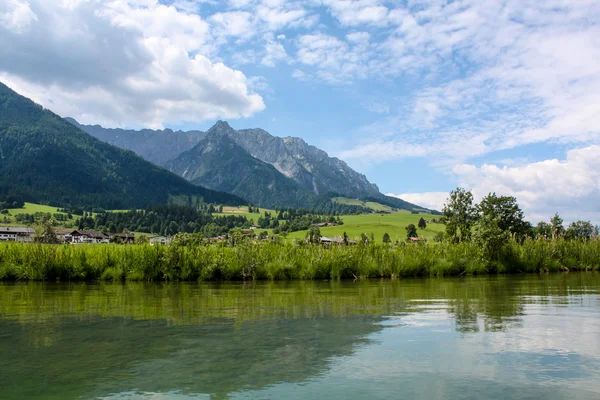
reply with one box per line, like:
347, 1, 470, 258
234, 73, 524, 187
219, 206, 274, 217
332, 197, 395, 212
286, 211, 444, 242
5, 202, 66, 216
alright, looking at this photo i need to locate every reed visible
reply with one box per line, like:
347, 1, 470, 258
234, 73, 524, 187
0, 239, 598, 282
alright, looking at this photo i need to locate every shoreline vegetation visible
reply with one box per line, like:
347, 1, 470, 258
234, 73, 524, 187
0, 238, 598, 282
1, 187, 599, 282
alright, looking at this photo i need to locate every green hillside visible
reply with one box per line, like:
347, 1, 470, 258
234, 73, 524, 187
0, 82, 245, 209
286, 211, 444, 242
332, 197, 395, 212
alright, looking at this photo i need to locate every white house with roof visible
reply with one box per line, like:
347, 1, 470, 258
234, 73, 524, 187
70, 230, 109, 244
0, 226, 35, 242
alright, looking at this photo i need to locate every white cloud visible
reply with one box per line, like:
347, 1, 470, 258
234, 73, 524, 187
0, 0, 265, 128
318, 0, 391, 27
387, 192, 448, 211
0, 0, 37, 33
397, 146, 600, 223
306, 0, 600, 167
210, 11, 255, 40
261, 40, 288, 67
295, 33, 372, 84
453, 145, 600, 223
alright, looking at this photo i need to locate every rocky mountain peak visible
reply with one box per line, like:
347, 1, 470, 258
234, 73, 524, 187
208, 120, 234, 134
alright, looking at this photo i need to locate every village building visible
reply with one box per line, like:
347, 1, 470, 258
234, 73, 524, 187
70, 230, 109, 244
0, 226, 35, 242
319, 236, 358, 246
149, 235, 170, 246
110, 233, 135, 244
54, 229, 75, 243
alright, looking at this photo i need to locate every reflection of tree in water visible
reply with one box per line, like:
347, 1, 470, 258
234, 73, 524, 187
0, 314, 383, 399
0, 274, 598, 399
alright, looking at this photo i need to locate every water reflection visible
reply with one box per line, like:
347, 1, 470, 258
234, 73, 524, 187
0, 274, 599, 399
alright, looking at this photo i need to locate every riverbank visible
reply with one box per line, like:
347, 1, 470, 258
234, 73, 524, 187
1, 239, 598, 281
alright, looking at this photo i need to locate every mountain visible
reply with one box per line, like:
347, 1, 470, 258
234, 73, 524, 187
165, 129, 315, 208
69, 120, 428, 211
0, 82, 244, 209
65, 118, 205, 166
71, 120, 380, 198
207, 121, 380, 198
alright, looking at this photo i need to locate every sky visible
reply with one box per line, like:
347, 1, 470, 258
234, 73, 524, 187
0, 0, 599, 223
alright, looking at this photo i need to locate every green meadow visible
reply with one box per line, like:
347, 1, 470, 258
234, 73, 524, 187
331, 197, 394, 212
219, 205, 274, 216
286, 211, 444, 242
6, 202, 66, 216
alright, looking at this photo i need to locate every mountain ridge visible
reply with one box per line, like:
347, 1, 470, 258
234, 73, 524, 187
69, 119, 386, 202
0, 82, 244, 209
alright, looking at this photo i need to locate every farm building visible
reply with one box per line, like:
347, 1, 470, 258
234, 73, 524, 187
54, 229, 74, 243
70, 230, 109, 244
0, 226, 35, 242
110, 233, 135, 244
320, 236, 358, 246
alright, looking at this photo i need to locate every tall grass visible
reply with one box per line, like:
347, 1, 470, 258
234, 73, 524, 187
0, 239, 598, 282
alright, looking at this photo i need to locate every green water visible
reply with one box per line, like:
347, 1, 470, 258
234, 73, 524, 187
1, 275, 599, 399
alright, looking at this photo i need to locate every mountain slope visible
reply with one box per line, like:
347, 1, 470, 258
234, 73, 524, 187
72, 120, 381, 198
165, 130, 315, 208
0, 82, 244, 209
208, 121, 380, 198
70, 120, 429, 211
65, 118, 205, 166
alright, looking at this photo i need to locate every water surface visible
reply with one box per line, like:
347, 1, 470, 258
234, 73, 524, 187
1, 274, 599, 399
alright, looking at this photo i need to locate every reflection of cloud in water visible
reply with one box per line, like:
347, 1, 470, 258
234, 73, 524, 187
1, 275, 600, 399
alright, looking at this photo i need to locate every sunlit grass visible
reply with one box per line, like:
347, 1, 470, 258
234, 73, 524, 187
0, 239, 598, 282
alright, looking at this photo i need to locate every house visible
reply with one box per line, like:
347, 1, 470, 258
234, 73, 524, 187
409, 237, 425, 243
320, 236, 358, 246
310, 222, 328, 228
54, 229, 75, 243
110, 233, 135, 244
70, 230, 109, 244
0, 226, 35, 242
149, 235, 170, 246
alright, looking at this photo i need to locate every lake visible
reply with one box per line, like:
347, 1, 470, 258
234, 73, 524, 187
1, 274, 599, 399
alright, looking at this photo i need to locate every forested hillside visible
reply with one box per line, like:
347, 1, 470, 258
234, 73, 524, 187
0, 82, 244, 209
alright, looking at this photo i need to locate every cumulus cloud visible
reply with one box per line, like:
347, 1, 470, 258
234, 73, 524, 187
0, 0, 265, 128
387, 192, 448, 212
300, 0, 600, 166
454, 146, 600, 223
0, 0, 37, 33
393, 146, 600, 223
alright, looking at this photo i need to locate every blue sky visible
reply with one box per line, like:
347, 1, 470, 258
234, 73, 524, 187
1, 0, 599, 222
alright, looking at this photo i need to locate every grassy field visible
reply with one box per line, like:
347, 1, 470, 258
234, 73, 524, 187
332, 197, 395, 212
219, 206, 274, 216
0, 203, 69, 227
286, 211, 443, 242
5, 202, 66, 216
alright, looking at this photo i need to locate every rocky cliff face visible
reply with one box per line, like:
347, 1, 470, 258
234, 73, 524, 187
165, 129, 314, 208
208, 121, 380, 198
72, 119, 381, 200
66, 118, 205, 166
